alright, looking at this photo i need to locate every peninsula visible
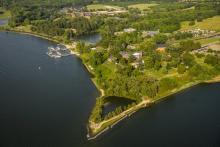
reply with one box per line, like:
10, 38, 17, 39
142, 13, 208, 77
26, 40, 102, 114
1, 0, 220, 140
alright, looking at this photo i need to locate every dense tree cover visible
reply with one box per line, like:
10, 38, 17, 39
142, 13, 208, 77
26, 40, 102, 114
131, 2, 219, 33
177, 64, 186, 74
89, 97, 103, 123
30, 16, 103, 37
182, 52, 196, 67
179, 40, 201, 52
89, 51, 109, 67
154, 34, 168, 44
5, 1, 104, 41
204, 55, 220, 66
8, 5, 60, 27
8, 4, 104, 37
0, 0, 90, 8
159, 78, 178, 94
104, 75, 159, 99
104, 102, 136, 120
173, 32, 193, 40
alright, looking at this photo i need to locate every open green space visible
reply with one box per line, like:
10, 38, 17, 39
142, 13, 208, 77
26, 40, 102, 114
197, 37, 220, 45
181, 16, 220, 32
86, 4, 123, 11
128, 3, 158, 11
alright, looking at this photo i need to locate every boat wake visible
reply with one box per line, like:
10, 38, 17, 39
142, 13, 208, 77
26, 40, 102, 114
47, 44, 71, 59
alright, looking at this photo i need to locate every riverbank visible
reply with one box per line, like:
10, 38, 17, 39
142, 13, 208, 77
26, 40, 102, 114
87, 77, 220, 140
0, 27, 83, 56
205, 75, 220, 83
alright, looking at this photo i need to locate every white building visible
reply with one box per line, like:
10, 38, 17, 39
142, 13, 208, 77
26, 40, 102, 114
124, 28, 136, 33
132, 51, 143, 59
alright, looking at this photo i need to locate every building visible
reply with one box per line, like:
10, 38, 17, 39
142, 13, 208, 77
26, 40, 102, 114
131, 61, 143, 68
124, 28, 136, 33
142, 30, 159, 37
132, 51, 143, 59
90, 47, 97, 51
156, 47, 166, 52
120, 51, 130, 59
108, 55, 117, 62
114, 31, 124, 36
127, 45, 136, 50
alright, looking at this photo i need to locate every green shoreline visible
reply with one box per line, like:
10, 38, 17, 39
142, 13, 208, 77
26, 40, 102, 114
1, 28, 220, 140
87, 78, 220, 140
0, 28, 63, 44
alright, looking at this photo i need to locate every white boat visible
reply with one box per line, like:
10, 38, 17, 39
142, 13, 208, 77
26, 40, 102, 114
47, 45, 70, 58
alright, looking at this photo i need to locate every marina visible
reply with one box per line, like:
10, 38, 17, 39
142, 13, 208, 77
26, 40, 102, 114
47, 44, 72, 58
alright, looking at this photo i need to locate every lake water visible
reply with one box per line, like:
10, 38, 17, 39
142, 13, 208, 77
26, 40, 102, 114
0, 19, 8, 26
76, 33, 102, 44
0, 32, 220, 147
103, 96, 135, 116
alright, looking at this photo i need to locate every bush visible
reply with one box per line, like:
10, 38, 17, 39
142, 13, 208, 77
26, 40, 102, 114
204, 55, 219, 66
188, 64, 210, 80
179, 40, 201, 51
177, 64, 186, 74
159, 78, 178, 93
154, 34, 168, 44
189, 21, 195, 26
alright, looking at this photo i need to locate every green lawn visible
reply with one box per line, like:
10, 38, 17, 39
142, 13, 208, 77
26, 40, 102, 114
0, 7, 11, 19
180, 16, 220, 32
128, 3, 158, 11
197, 37, 220, 45
86, 4, 123, 11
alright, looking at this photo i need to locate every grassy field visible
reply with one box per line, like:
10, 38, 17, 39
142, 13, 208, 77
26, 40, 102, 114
180, 16, 220, 32
0, 7, 11, 19
208, 43, 220, 51
197, 37, 220, 45
86, 4, 123, 11
128, 3, 158, 11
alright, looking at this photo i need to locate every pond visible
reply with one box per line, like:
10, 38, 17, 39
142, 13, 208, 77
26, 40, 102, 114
0, 19, 8, 26
75, 33, 102, 44
102, 96, 136, 116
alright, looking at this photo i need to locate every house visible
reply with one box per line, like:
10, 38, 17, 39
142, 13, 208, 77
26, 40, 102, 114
83, 12, 92, 16
132, 51, 143, 59
124, 28, 136, 33
120, 51, 130, 59
181, 28, 216, 38
156, 44, 166, 53
142, 30, 159, 38
127, 45, 136, 50
156, 47, 166, 52
131, 61, 143, 68
108, 55, 117, 62
148, 30, 159, 37
90, 47, 97, 51
114, 31, 124, 36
